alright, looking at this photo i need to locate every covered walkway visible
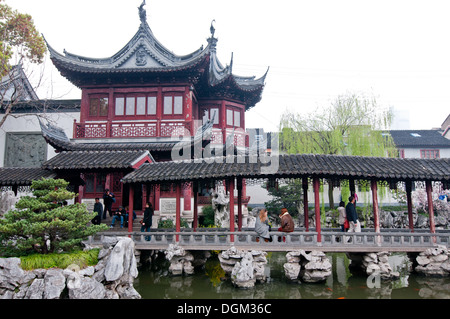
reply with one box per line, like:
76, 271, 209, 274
121, 153, 450, 243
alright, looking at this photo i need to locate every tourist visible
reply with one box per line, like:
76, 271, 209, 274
102, 189, 115, 219
92, 197, 103, 225
337, 201, 347, 232
141, 202, 153, 241
255, 208, 272, 242
110, 206, 126, 228
123, 205, 136, 228
346, 195, 361, 232
278, 208, 294, 242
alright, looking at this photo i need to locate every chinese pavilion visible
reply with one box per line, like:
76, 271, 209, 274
41, 2, 267, 218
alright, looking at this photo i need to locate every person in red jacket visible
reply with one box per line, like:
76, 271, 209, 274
278, 208, 294, 242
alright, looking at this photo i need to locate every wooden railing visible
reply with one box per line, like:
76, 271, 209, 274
85, 229, 450, 252
73, 120, 191, 138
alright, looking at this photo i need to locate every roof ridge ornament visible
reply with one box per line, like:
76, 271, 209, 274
210, 19, 216, 38
138, 0, 147, 25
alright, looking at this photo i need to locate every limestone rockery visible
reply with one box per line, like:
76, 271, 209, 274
0, 237, 141, 299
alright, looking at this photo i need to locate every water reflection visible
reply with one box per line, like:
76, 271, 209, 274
134, 252, 450, 299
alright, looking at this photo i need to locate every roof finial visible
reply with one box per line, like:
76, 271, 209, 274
138, 0, 147, 24
210, 19, 216, 38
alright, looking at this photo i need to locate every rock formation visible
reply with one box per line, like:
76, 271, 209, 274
283, 250, 332, 283
346, 251, 400, 280
414, 245, 450, 277
211, 186, 230, 228
164, 244, 195, 275
218, 246, 267, 288
0, 237, 140, 299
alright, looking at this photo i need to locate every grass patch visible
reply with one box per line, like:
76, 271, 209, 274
19, 249, 100, 271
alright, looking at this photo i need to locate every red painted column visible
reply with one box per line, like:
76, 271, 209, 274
193, 181, 198, 231
221, 100, 227, 144
176, 182, 181, 242
426, 181, 436, 235
302, 177, 309, 231
406, 180, 414, 232
183, 182, 191, 211
156, 87, 162, 136
154, 184, 160, 212
237, 178, 243, 231
371, 180, 380, 233
313, 177, 321, 242
128, 186, 134, 234
142, 184, 147, 212
229, 178, 235, 242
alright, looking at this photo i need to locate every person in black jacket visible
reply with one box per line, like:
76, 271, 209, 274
345, 195, 361, 232
141, 202, 153, 241
102, 189, 115, 219
91, 197, 103, 225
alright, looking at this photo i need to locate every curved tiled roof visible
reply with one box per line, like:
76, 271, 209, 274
121, 154, 450, 184
42, 150, 152, 170
39, 118, 178, 153
45, 7, 267, 109
0, 168, 56, 186
390, 130, 450, 148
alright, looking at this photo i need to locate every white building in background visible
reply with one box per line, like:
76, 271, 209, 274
0, 65, 80, 168
246, 114, 450, 209
390, 128, 450, 159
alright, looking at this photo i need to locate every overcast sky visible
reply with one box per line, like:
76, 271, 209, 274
10, 0, 450, 132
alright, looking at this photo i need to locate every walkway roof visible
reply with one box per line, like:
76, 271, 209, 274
121, 154, 450, 184
0, 168, 56, 186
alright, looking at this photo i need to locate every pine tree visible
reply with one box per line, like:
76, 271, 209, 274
0, 178, 108, 256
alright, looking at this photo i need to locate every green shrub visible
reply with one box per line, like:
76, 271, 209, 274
158, 218, 189, 228
200, 205, 215, 227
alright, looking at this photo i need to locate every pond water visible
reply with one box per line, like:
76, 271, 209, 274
134, 252, 450, 299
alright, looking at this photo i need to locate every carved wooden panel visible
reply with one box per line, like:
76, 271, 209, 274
4, 132, 47, 167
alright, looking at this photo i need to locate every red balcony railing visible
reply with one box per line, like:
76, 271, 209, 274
73, 120, 192, 139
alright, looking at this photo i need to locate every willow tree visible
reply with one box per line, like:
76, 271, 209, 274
279, 92, 397, 208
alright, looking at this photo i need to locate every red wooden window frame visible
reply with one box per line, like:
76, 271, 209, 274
420, 149, 440, 159
88, 95, 109, 119
114, 94, 158, 119
201, 107, 220, 128
84, 173, 106, 197
226, 107, 242, 128
162, 94, 184, 118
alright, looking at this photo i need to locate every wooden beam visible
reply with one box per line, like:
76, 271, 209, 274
176, 182, 181, 242
128, 186, 134, 234
193, 181, 198, 231
371, 180, 380, 233
405, 180, 414, 232
313, 177, 321, 242
349, 178, 356, 196
229, 178, 235, 242
302, 177, 309, 232
237, 178, 243, 231
426, 181, 436, 235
